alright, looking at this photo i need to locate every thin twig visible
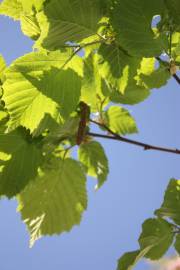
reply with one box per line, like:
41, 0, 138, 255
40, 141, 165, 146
172, 73, 180, 84
156, 56, 180, 85
88, 119, 180, 155
60, 40, 103, 69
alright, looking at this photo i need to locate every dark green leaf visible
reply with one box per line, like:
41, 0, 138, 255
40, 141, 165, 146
0, 128, 43, 197
110, 0, 167, 56
117, 247, 152, 270
138, 218, 173, 260
174, 234, 180, 255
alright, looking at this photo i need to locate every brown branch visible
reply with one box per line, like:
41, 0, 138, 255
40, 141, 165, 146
172, 73, 180, 84
88, 119, 180, 155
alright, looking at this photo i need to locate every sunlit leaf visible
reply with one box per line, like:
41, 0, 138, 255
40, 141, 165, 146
3, 51, 81, 132
18, 158, 87, 247
155, 179, 180, 225
78, 141, 109, 188
104, 105, 138, 135
0, 0, 22, 20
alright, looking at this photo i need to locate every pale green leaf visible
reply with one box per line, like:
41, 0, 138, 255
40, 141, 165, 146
138, 218, 173, 260
17, 158, 87, 247
0, 128, 43, 197
104, 106, 138, 135
110, 0, 167, 56
0, 54, 6, 82
20, 14, 41, 40
138, 58, 156, 76
19, 0, 46, 12
23, 68, 81, 119
36, 0, 106, 50
78, 141, 109, 188
155, 179, 180, 225
171, 32, 180, 57
0, 0, 22, 20
2, 51, 82, 132
81, 54, 109, 112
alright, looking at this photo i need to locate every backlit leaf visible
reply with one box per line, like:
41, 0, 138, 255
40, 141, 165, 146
18, 158, 87, 247
0, 0, 22, 20
36, 0, 106, 50
78, 141, 109, 188
3, 51, 81, 132
155, 179, 180, 225
104, 105, 138, 135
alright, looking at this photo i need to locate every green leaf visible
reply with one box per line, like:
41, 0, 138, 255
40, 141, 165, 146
24, 68, 81, 119
174, 234, 180, 255
97, 43, 141, 94
140, 67, 170, 89
155, 179, 180, 225
165, 0, 180, 29
19, 0, 46, 12
20, 14, 41, 40
110, 86, 150, 105
2, 51, 82, 132
17, 158, 87, 247
32, 113, 62, 137
117, 247, 152, 270
44, 116, 80, 146
110, 0, 167, 56
0, 54, 6, 82
137, 57, 170, 89
36, 0, 106, 50
104, 105, 138, 135
0, 128, 43, 198
138, 218, 173, 260
0, 0, 23, 20
81, 35, 102, 58
81, 54, 109, 112
78, 141, 109, 188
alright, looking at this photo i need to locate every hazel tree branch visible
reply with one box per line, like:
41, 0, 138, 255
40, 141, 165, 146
88, 119, 180, 155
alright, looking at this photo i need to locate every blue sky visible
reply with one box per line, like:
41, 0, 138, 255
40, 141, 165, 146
0, 15, 180, 270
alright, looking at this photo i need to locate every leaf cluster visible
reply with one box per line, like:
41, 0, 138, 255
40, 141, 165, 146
0, 0, 179, 268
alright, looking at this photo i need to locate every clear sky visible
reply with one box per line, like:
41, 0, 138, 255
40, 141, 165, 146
0, 14, 180, 270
